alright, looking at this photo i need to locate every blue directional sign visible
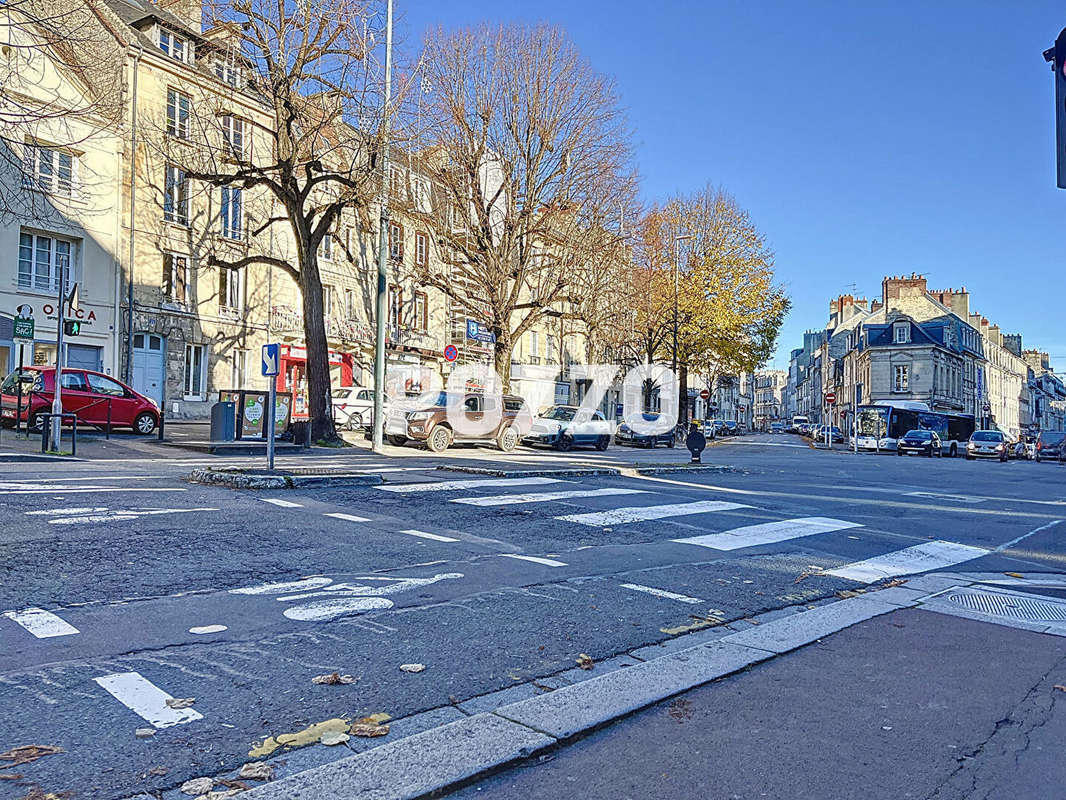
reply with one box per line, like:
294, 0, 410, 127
262, 343, 280, 377
466, 319, 496, 344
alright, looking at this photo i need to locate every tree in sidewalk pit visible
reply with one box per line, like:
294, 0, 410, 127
151, 0, 393, 442
635, 188, 789, 422
407, 23, 637, 392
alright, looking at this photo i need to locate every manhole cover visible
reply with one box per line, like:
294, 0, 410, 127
946, 588, 1066, 622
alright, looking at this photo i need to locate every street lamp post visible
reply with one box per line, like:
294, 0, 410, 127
371, 0, 394, 452
673, 233, 692, 426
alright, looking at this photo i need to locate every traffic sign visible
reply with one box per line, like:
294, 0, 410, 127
699, 389, 710, 401
13, 315, 33, 343
262, 343, 280, 377
825, 391, 836, 404
444, 344, 458, 362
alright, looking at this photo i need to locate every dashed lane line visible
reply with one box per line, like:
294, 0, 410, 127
377, 477, 564, 494
824, 540, 989, 583
261, 498, 304, 508
399, 529, 460, 542
450, 487, 647, 507
93, 671, 203, 728
619, 583, 704, 604
324, 512, 372, 523
2, 608, 80, 638
499, 554, 568, 567
556, 500, 753, 527
673, 517, 862, 551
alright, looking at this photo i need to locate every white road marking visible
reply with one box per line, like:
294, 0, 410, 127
619, 583, 703, 604
261, 498, 303, 508
377, 477, 563, 493
3, 488, 185, 494
995, 519, 1064, 551
556, 500, 752, 527
276, 573, 465, 601
26, 507, 109, 516
189, 625, 228, 635
499, 554, 568, 567
93, 671, 203, 728
451, 487, 647, 507
824, 541, 989, 583
3, 608, 80, 638
399, 529, 459, 542
283, 597, 394, 621
230, 577, 334, 595
46, 508, 218, 525
906, 492, 986, 504
721, 441, 808, 448
673, 517, 862, 551
324, 512, 371, 523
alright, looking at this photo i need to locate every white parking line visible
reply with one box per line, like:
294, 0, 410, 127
261, 498, 303, 508
45, 508, 218, 525
378, 477, 563, 493
824, 540, 989, 583
556, 500, 752, 527
673, 517, 862, 551
619, 583, 703, 604
451, 487, 647, 507
324, 512, 371, 523
399, 529, 459, 542
905, 492, 986, 504
499, 554, 568, 567
93, 671, 203, 728
3, 608, 80, 638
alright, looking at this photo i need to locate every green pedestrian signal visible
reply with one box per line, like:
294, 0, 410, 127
64, 319, 81, 336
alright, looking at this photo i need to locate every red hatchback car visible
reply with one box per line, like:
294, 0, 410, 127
0, 366, 160, 435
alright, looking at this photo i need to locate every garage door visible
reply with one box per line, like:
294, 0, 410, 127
67, 344, 103, 373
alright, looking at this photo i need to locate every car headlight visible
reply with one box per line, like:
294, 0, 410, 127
967, 442, 976, 449
407, 411, 431, 421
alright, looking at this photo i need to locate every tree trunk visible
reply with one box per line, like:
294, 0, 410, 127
678, 363, 689, 426
494, 330, 513, 395
299, 250, 338, 443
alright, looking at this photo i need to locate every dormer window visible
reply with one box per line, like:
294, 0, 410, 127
893, 322, 909, 344
159, 29, 188, 63
214, 58, 242, 88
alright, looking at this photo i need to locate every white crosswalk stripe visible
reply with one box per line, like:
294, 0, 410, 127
451, 487, 646, 507
499, 554, 568, 567
378, 477, 563, 493
261, 498, 303, 508
824, 540, 988, 583
619, 583, 703, 604
93, 672, 203, 728
673, 517, 862, 551
398, 529, 459, 542
3, 608, 80, 638
324, 512, 371, 523
556, 500, 752, 527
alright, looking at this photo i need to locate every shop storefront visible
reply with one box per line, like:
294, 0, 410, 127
275, 344, 355, 419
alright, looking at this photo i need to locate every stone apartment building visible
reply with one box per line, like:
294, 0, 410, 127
754, 369, 786, 429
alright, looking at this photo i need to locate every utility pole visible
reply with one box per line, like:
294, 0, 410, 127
50, 267, 67, 452
371, 0, 393, 452
672, 233, 692, 426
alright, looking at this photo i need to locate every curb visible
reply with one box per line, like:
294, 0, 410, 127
629, 464, 742, 476
0, 452, 82, 462
186, 468, 384, 489
436, 465, 622, 478
207, 581, 933, 800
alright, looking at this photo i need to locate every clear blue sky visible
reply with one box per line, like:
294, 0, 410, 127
399, 0, 1066, 372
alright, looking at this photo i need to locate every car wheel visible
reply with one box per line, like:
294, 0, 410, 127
134, 412, 157, 435
427, 425, 452, 453
950, 444, 957, 457
496, 427, 519, 453
387, 434, 408, 447
555, 434, 574, 452
595, 435, 610, 451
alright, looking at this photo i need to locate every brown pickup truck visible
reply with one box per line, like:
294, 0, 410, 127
384, 391, 531, 453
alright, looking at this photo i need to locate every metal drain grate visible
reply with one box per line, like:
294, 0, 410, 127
946, 588, 1066, 622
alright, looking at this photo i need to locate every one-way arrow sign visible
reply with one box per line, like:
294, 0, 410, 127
262, 343, 280, 377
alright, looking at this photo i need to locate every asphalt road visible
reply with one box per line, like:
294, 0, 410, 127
0, 434, 1063, 798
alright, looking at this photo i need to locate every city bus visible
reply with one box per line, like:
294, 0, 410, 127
855, 401, 975, 456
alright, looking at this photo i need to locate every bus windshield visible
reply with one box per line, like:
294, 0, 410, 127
856, 407, 888, 438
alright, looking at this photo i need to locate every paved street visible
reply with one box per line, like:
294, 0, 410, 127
1, 434, 1065, 798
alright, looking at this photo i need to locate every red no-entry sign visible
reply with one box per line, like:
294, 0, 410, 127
825, 391, 836, 404
699, 389, 710, 400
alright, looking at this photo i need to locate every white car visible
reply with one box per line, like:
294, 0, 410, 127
331, 387, 386, 430
522, 405, 612, 451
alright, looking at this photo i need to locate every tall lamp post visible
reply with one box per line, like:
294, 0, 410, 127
672, 233, 693, 427
371, 0, 394, 452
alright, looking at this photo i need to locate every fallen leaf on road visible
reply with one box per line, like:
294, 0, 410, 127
1005, 572, 1025, 578
349, 723, 390, 738
147, 766, 168, 776
165, 697, 196, 709
238, 762, 274, 781
576, 653, 594, 670
0, 774, 22, 780
134, 728, 156, 739
180, 777, 214, 795
216, 779, 249, 791
15, 789, 68, 800
794, 566, 824, 584
249, 718, 351, 758
836, 589, 865, 599
0, 745, 63, 769
319, 731, 350, 746
311, 672, 355, 685
399, 663, 425, 673
881, 579, 906, 588
1053, 685, 1066, 693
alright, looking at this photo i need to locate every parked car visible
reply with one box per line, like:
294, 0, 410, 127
723, 420, 739, 436
769, 422, 785, 434
615, 413, 675, 448
331, 386, 389, 430
1009, 437, 1034, 460
966, 430, 1009, 461
1035, 430, 1066, 463
897, 429, 942, 457
523, 405, 611, 451
0, 366, 160, 434
383, 391, 530, 453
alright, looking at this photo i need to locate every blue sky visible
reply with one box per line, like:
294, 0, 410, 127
399, 0, 1066, 372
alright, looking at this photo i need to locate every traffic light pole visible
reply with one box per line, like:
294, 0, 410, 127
50, 266, 66, 452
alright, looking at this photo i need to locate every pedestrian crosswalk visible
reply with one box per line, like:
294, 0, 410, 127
673, 517, 862, 551
555, 500, 752, 527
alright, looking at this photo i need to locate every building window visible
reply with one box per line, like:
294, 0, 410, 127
214, 57, 242, 88
344, 288, 355, 320
220, 115, 247, 159
230, 349, 246, 388
24, 143, 75, 196
412, 176, 431, 212
388, 285, 402, 328
388, 221, 403, 260
18, 231, 73, 292
389, 165, 405, 198
159, 29, 188, 62
414, 291, 427, 332
529, 331, 539, 360
164, 164, 189, 225
894, 364, 909, 392
220, 186, 243, 239
319, 230, 333, 261
166, 89, 191, 139
894, 323, 909, 344
219, 267, 242, 311
323, 284, 335, 318
162, 252, 189, 304
415, 231, 428, 266
183, 344, 206, 399
547, 334, 557, 364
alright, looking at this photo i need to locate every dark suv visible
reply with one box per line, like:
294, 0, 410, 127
1035, 431, 1066, 463
384, 392, 530, 453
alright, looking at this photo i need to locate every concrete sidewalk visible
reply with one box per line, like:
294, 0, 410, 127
443, 608, 1066, 800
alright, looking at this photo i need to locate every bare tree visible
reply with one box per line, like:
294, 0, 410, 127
408, 23, 636, 391
150, 0, 391, 441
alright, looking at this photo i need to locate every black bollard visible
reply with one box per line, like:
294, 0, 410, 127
685, 422, 706, 464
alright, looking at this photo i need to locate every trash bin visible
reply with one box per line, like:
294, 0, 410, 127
210, 401, 236, 442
